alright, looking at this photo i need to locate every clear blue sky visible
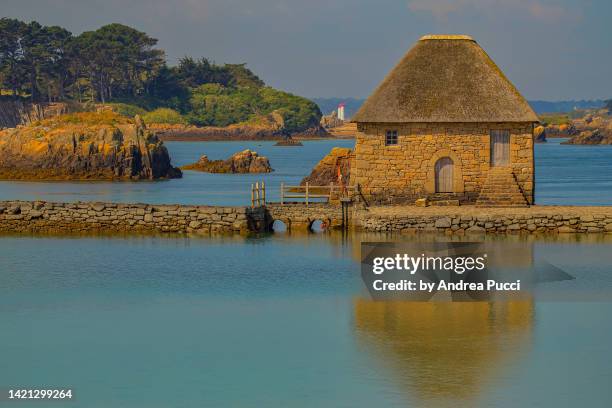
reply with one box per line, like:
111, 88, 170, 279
2, 0, 610, 100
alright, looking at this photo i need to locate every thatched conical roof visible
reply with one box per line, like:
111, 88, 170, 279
352, 35, 538, 123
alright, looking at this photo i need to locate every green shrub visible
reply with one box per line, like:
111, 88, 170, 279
538, 113, 571, 126
106, 103, 147, 117
142, 108, 187, 125
185, 84, 321, 132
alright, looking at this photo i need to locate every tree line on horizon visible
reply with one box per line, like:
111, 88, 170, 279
0, 18, 321, 132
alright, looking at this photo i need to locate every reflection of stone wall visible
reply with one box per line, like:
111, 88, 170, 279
350, 122, 533, 204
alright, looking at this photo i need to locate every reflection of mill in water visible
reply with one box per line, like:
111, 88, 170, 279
354, 240, 544, 405
353, 299, 534, 406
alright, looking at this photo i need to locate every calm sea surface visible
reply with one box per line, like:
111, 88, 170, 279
1, 233, 612, 407
1, 138, 612, 407
0, 137, 610, 205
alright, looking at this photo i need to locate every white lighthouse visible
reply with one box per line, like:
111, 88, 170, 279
337, 103, 345, 121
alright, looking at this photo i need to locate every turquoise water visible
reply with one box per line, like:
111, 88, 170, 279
0, 138, 610, 205
535, 138, 612, 205
0, 140, 354, 206
1, 233, 612, 407
1, 138, 612, 407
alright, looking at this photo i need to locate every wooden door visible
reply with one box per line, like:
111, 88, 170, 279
435, 157, 454, 193
490, 130, 510, 166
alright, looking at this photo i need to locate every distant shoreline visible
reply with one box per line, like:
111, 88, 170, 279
157, 133, 355, 142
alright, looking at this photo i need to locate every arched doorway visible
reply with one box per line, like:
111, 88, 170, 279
435, 157, 454, 193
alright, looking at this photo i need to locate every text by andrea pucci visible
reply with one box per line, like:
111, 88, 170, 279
361, 242, 531, 301
371, 253, 520, 292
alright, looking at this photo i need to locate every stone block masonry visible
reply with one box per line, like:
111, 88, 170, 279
2, 200, 612, 236
0, 200, 267, 235
265, 203, 343, 229
357, 206, 612, 234
350, 122, 534, 205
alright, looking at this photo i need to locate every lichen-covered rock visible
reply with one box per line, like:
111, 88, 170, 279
300, 147, 352, 186
562, 128, 612, 145
0, 110, 181, 180
534, 125, 547, 143
561, 114, 612, 145
151, 110, 329, 141
182, 149, 273, 173
274, 137, 303, 146
544, 123, 578, 138
0, 100, 72, 128
415, 198, 429, 207
320, 110, 344, 129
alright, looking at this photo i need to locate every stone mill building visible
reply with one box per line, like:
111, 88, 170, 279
350, 35, 538, 206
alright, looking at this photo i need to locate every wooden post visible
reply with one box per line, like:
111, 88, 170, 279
262, 181, 266, 205
255, 182, 260, 207
330, 182, 334, 202
280, 182, 284, 205
305, 182, 309, 207
251, 183, 254, 207
341, 199, 350, 230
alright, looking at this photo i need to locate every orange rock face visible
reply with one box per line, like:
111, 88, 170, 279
0, 111, 181, 180
300, 147, 353, 187
181, 149, 273, 173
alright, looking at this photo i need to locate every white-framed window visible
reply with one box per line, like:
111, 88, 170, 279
385, 130, 398, 145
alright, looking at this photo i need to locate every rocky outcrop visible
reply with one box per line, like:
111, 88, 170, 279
152, 112, 285, 141
544, 123, 578, 138
300, 147, 352, 186
561, 114, 612, 145
274, 138, 303, 146
534, 125, 547, 143
182, 149, 273, 173
320, 110, 344, 129
0, 111, 181, 180
320, 111, 357, 138
326, 122, 357, 138
152, 110, 328, 141
0, 100, 73, 128
562, 129, 612, 145
293, 124, 329, 138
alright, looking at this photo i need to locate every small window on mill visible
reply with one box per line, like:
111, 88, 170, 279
385, 130, 398, 145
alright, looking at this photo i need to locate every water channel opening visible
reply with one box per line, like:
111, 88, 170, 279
309, 219, 327, 233
271, 220, 287, 232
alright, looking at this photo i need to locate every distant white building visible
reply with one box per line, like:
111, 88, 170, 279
337, 103, 345, 121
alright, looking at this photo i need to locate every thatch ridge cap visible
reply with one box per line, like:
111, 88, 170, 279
419, 34, 474, 41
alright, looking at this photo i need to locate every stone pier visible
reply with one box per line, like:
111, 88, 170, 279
0, 200, 267, 234
357, 205, 612, 234
1, 200, 612, 235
